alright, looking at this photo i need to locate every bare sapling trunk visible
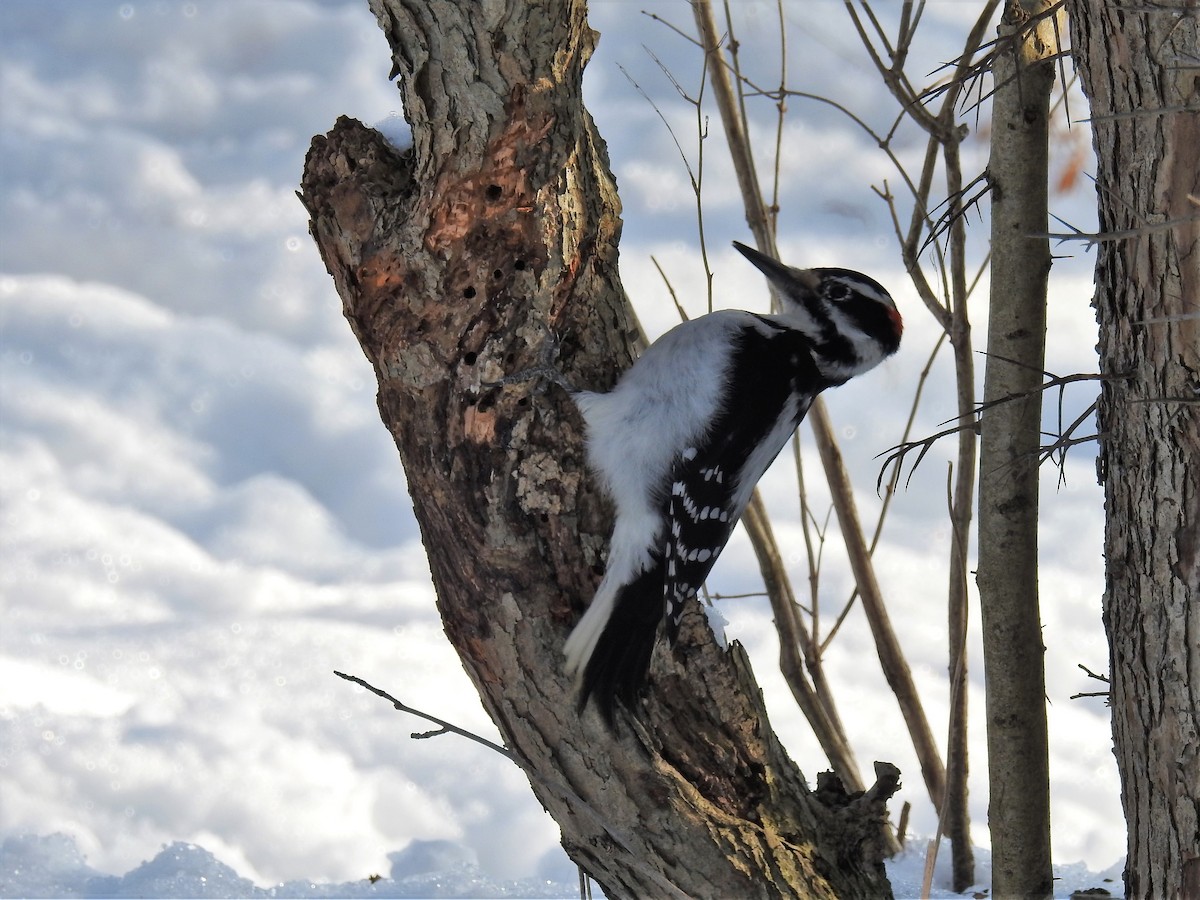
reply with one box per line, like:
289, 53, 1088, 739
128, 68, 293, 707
843, 3, 1004, 887
299, 1, 901, 896
688, 0, 869, 799
693, 0, 947, 823
977, 2, 1057, 896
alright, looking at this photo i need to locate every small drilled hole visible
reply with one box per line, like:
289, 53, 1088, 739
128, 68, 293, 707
463, 351, 478, 365
485, 184, 502, 201
463, 286, 476, 299
493, 269, 503, 280
513, 259, 526, 271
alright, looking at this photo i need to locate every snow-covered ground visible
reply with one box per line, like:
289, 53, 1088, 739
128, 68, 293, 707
2, 1, 1125, 896
1, 832, 1126, 899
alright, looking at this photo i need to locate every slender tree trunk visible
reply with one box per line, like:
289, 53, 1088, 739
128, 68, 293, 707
844, 11, 1002, 882
943, 133, 980, 896
945, 402, 975, 892
298, 1, 900, 896
694, 0, 943, 832
977, 2, 1057, 897
1069, 2, 1200, 897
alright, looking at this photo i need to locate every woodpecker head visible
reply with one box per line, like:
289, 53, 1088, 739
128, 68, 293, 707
734, 241, 902, 382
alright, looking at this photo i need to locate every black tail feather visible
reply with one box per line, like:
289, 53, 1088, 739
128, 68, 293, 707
577, 561, 664, 725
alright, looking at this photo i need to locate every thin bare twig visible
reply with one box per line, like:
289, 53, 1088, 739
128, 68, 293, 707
336, 671, 515, 755
1045, 212, 1200, 245
334, 671, 687, 899
874, 421, 974, 490
651, 256, 692, 324
1070, 662, 1111, 701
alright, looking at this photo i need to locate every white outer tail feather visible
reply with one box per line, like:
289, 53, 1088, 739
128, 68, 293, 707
562, 580, 617, 677
563, 502, 661, 678
565, 388, 676, 681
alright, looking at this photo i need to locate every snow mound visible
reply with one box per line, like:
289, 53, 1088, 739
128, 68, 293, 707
0, 834, 578, 899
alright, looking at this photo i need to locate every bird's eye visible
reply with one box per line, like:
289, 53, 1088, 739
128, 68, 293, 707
825, 282, 854, 302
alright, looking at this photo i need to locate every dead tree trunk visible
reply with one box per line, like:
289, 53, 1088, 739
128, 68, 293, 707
1069, 1, 1200, 897
298, 1, 899, 896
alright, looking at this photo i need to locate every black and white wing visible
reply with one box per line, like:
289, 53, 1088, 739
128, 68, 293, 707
662, 320, 825, 640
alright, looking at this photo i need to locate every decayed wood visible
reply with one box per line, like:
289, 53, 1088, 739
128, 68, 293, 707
1069, 1, 1200, 897
297, 1, 899, 896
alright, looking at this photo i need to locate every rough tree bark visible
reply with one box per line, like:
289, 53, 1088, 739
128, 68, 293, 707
297, 1, 899, 897
1069, 1, 1200, 897
977, 2, 1057, 897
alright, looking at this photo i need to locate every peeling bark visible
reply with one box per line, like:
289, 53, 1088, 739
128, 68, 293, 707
297, 1, 898, 896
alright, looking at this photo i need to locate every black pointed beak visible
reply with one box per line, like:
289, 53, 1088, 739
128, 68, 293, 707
733, 241, 819, 293
732, 241, 784, 276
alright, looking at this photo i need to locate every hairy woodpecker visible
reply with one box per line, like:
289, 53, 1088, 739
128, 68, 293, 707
559, 241, 902, 721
